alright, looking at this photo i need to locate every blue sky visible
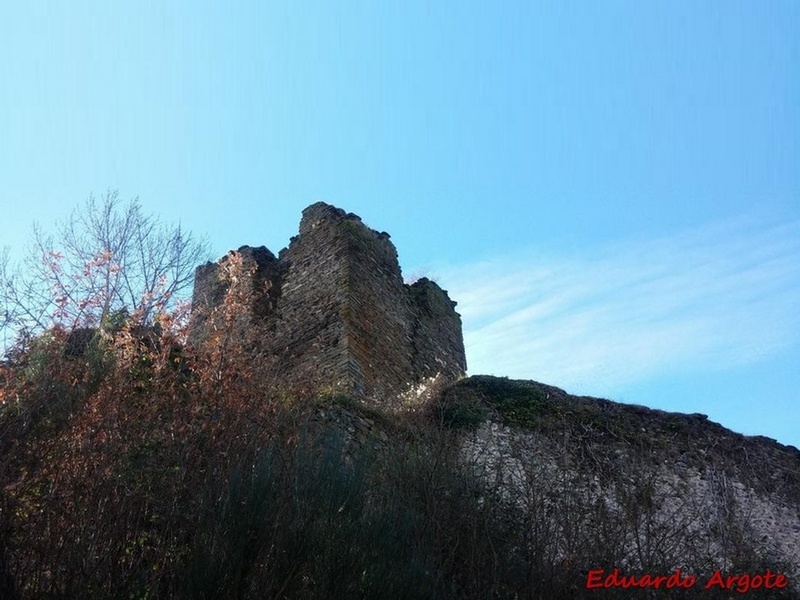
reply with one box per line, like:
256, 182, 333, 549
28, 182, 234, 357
1, 2, 798, 446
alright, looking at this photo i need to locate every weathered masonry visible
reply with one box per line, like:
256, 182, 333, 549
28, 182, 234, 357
191, 202, 467, 401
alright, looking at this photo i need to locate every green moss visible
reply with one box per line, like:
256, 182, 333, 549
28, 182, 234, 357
437, 376, 556, 430
473, 377, 551, 428
438, 389, 488, 429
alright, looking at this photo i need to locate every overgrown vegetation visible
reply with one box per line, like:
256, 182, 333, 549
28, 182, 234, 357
440, 376, 800, 495
1, 198, 798, 599
0, 190, 209, 347
3, 329, 797, 598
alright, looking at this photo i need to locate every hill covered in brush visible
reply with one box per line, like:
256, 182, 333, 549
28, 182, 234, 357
1, 197, 798, 598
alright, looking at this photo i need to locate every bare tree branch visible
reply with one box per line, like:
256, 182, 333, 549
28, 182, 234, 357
1, 190, 211, 355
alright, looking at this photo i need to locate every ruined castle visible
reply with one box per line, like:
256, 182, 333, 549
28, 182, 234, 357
191, 202, 467, 400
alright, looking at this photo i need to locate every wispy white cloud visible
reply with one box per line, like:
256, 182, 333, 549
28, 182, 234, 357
437, 216, 800, 396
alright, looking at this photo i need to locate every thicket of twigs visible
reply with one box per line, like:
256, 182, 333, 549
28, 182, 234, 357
0, 271, 794, 599
1, 195, 796, 599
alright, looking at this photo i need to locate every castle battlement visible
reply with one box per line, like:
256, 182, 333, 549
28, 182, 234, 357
191, 202, 466, 400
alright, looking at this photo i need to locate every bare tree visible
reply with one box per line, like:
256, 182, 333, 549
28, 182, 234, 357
0, 191, 210, 350
0, 248, 15, 352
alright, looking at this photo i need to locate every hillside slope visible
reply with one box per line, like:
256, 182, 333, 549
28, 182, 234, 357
441, 375, 800, 591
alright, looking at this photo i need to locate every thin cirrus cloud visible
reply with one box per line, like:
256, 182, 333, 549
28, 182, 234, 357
440, 216, 800, 396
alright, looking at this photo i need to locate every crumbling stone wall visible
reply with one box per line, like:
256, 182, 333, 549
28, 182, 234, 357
190, 202, 467, 401
191, 245, 282, 339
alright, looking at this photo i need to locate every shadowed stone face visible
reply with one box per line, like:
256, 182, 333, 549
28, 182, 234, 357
190, 202, 466, 401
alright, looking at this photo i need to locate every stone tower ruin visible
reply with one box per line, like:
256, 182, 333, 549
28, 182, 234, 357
191, 202, 467, 401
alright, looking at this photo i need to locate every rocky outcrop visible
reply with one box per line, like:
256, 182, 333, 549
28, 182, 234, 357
441, 375, 800, 584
